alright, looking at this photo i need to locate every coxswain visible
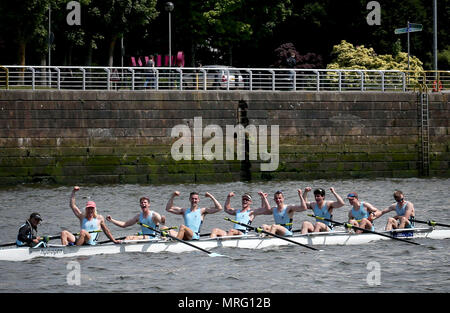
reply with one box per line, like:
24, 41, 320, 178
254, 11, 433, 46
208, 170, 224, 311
16, 212, 45, 247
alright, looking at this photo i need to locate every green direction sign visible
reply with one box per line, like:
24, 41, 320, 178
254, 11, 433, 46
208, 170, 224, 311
395, 23, 423, 34
395, 28, 409, 34
409, 23, 423, 30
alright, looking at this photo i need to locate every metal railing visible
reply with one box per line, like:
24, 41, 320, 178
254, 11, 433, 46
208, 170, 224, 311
0, 65, 448, 92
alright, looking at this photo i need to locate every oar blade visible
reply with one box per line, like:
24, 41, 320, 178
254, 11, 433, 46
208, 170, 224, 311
208, 252, 226, 258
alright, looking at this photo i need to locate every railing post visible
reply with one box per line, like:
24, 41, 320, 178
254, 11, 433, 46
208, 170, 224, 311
268, 70, 275, 91
291, 69, 296, 91
55, 67, 61, 90
401, 72, 406, 92
200, 69, 206, 91
379, 71, 385, 92
130, 68, 135, 90
105, 68, 111, 90
30, 67, 35, 90
313, 70, 319, 91
177, 68, 182, 90
358, 71, 364, 91
225, 69, 230, 90
338, 70, 342, 91
81, 68, 86, 90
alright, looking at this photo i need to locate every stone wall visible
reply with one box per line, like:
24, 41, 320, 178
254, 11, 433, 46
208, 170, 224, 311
0, 90, 448, 185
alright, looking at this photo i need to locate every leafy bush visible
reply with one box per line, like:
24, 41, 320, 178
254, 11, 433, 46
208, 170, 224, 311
327, 40, 424, 72
273, 43, 323, 69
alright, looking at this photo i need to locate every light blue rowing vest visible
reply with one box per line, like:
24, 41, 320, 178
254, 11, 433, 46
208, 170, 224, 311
81, 217, 100, 245
234, 209, 251, 233
273, 205, 293, 236
351, 202, 374, 231
139, 212, 157, 237
351, 202, 369, 220
184, 208, 203, 240
395, 201, 409, 216
313, 203, 332, 228
395, 201, 414, 228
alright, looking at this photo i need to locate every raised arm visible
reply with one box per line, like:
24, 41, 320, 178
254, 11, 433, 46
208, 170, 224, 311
303, 187, 314, 210
70, 186, 84, 220
224, 192, 237, 215
329, 187, 345, 209
251, 191, 272, 216
204, 192, 223, 214
287, 189, 308, 213
165, 191, 184, 215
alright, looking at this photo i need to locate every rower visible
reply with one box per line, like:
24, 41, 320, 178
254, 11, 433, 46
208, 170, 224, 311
301, 187, 345, 234
16, 212, 45, 247
346, 192, 380, 233
165, 191, 222, 240
254, 189, 307, 237
378, 190, 415, 230
210, 192, 257, 238
107, 196, 168, 240
60, 186, 121, 246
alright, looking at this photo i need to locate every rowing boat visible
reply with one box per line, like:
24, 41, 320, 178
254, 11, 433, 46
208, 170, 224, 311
1, 227, 449, 261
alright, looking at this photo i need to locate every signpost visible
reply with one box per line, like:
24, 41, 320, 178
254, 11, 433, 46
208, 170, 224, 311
395, 22, 423, 71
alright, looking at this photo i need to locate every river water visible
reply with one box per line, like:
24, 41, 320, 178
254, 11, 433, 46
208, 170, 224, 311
0, 178, 449, 297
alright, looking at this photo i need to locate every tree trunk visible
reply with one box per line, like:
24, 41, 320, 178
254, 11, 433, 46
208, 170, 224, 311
17, 40, 26, 84
18, 40, 26, 65
108, 36, 117, 67
86, 41, 93, 66
228, 44, 233, 66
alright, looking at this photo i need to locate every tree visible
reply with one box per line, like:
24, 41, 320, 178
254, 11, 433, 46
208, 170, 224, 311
198, 0, 292, 65
273, 42, 323, 68
0, 0, 53, 65
327, 40, 424, 72
86, 0, 158, 66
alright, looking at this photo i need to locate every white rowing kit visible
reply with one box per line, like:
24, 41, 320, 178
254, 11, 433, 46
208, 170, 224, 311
0, 227, 449, 261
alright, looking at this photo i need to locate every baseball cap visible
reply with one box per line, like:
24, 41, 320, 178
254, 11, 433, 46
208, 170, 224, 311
30, 212, 43, 221
242, 193, 252, 200
347, 192, 358, 199
85, 201, 97, 209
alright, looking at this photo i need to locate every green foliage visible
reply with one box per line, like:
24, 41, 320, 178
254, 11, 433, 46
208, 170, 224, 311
199, 0, 292, 63
273, 43, 323, 69
327, 40, 424, 72
0, 0, 448, 67
438, 46, 450, 69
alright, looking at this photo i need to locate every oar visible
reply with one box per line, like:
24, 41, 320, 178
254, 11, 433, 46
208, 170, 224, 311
138, 222, 225, 257
307, 214, 420, 246
224, 217, 320, 251
0, 230, 103, 247
97, 236, 128, 245
412, 218, 450, 228
97, 227, 179, 244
